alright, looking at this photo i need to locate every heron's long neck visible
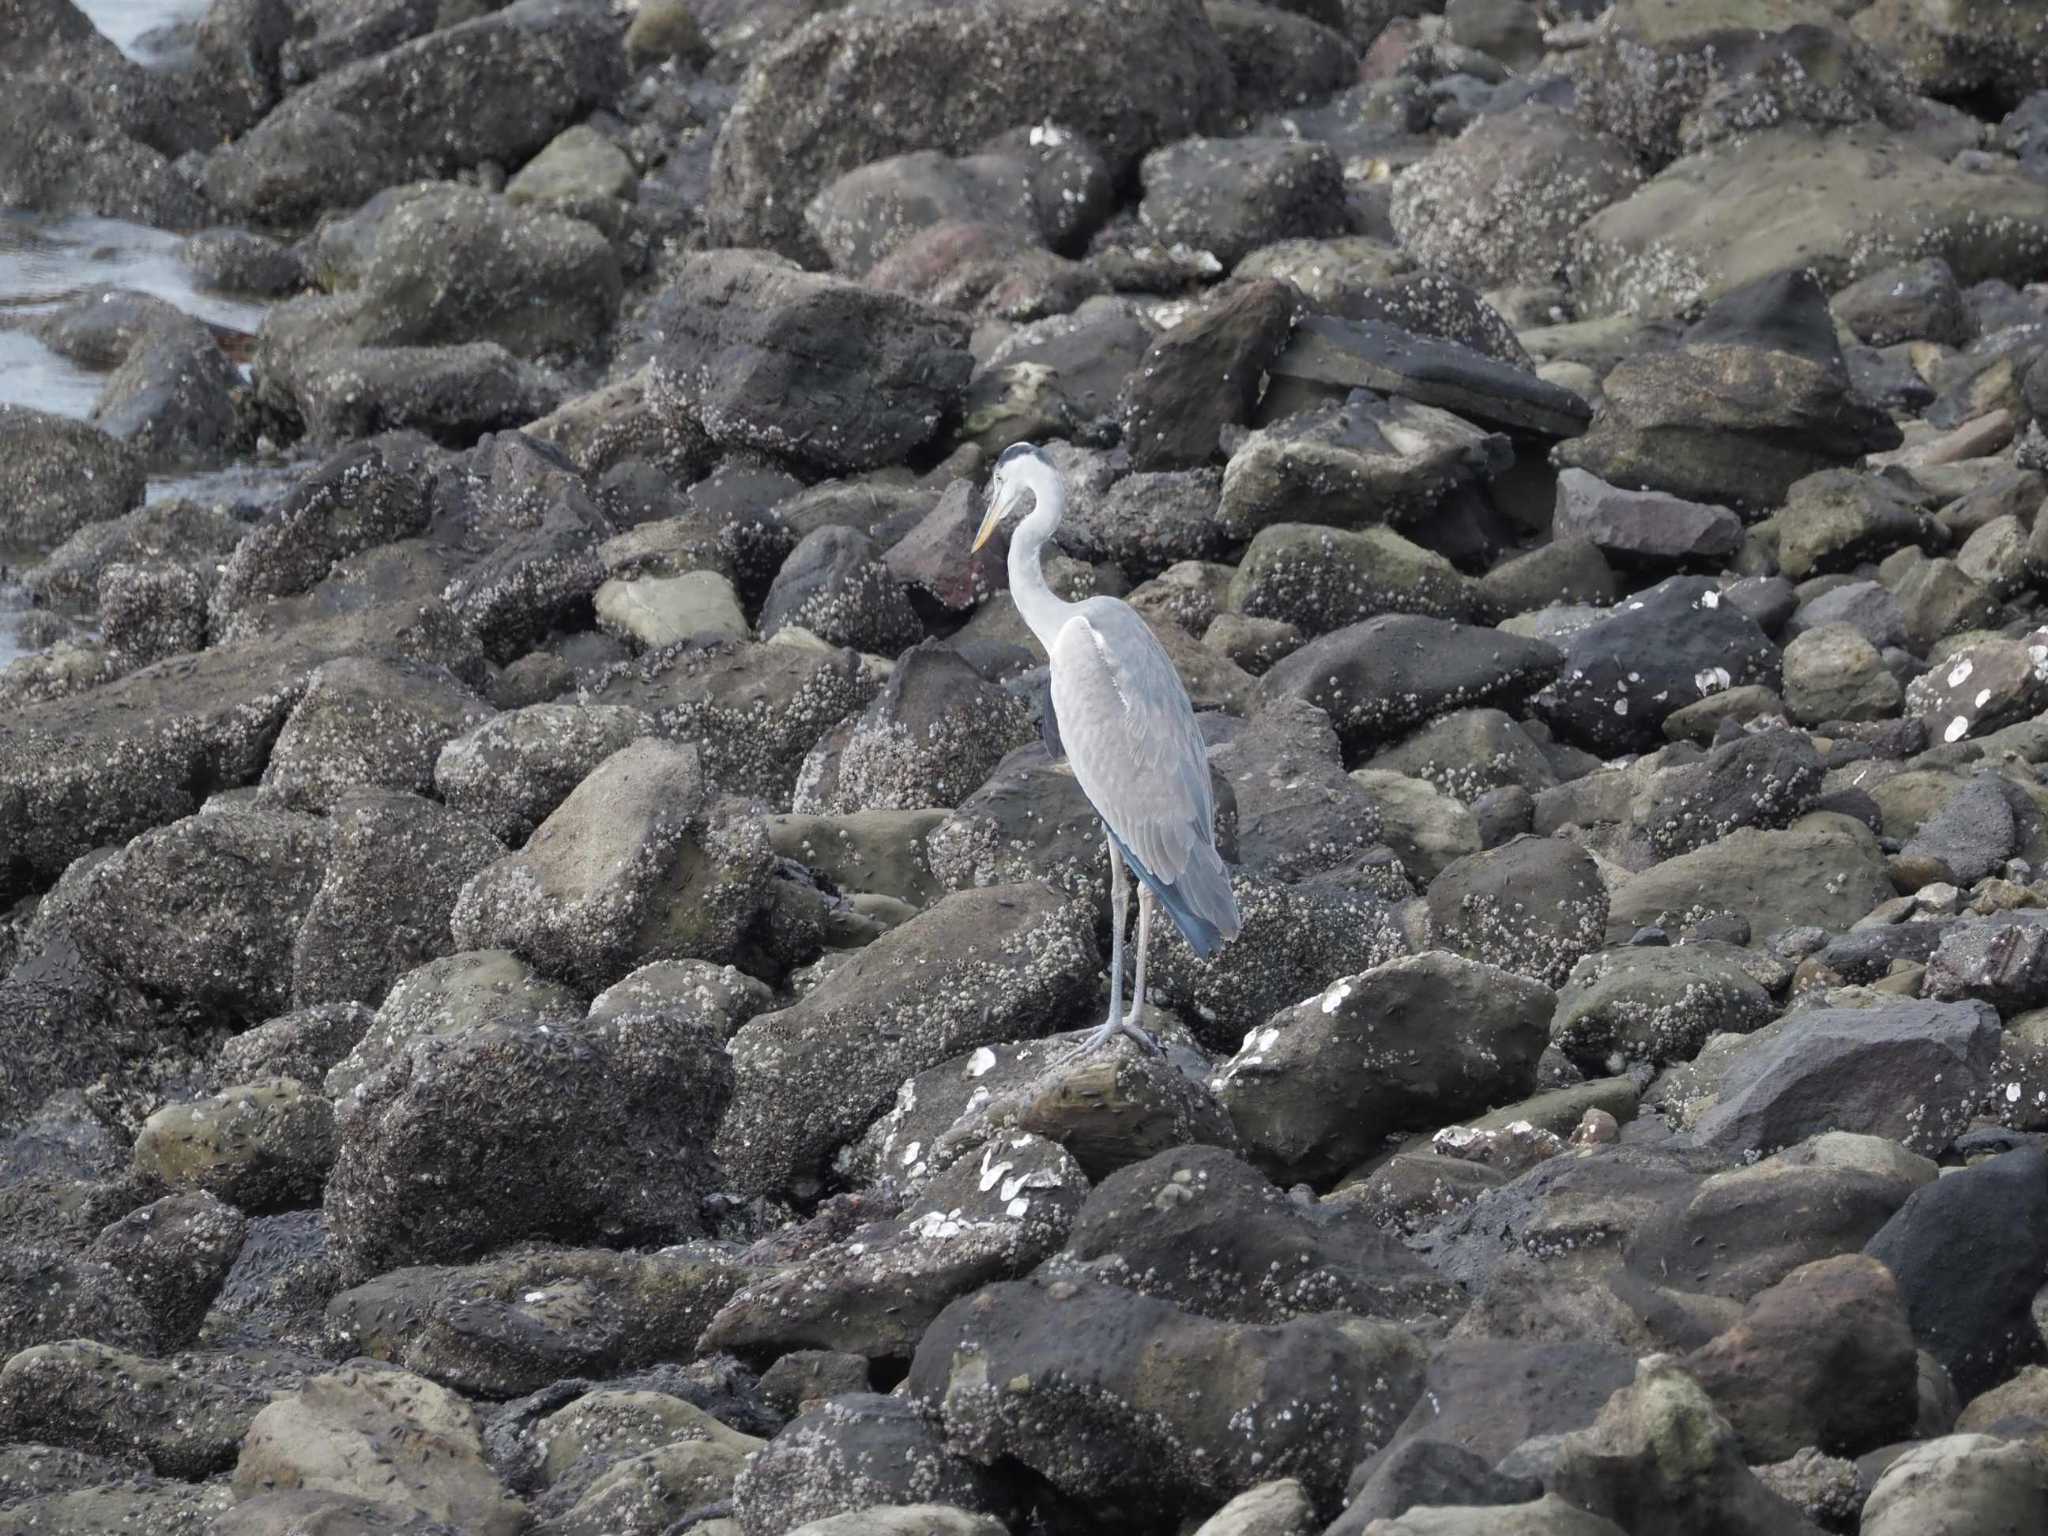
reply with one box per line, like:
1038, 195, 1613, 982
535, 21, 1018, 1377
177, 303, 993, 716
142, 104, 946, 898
1007, 465, 1076, 650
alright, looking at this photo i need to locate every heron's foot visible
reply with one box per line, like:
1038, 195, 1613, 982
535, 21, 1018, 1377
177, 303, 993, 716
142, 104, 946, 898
1054, 1014, 1161, 1068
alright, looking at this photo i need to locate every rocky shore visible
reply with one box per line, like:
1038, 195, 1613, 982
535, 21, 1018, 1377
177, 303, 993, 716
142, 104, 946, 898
6, 0, 2048, 1532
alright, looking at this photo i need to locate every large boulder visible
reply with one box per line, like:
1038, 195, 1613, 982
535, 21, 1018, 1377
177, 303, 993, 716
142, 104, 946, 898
1391, 102, 1641, 289
0, 406, 146, 554
646, 251, 973, 475
451, 739, 773, 991
204, 0, 627, 223
1215, 951, 1553, 1185
232, 1362, 524, 1535
907, 1276, 1426, 1519
1607, 815, 1893, 947
718, 884, 1098, 1197
1426, 837, 1609, 989
1682, 1255, 1918, 1461
1050, 1145, 1457, 1326
1691, 1000, 2001, 1159
1556, 312, 1901, 514
1865, 1144, 2048, 1398
324, 994, 733, 1282
708, 0, 1235, 257
588, 639, 877, 806
1256, 616, 1562, 756
37, 806, 330, 1028
1569, 124, 2048, 320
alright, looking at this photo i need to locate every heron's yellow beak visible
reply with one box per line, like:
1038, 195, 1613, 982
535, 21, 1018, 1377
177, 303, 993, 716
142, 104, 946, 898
971, 488, 1020, 553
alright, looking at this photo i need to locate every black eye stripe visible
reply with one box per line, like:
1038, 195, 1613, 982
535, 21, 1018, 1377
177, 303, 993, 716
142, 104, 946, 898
995, 441, 1039, 469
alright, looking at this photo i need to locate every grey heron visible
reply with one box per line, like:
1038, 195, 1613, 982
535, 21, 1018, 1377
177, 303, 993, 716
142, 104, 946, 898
972, 442, 1242, 1055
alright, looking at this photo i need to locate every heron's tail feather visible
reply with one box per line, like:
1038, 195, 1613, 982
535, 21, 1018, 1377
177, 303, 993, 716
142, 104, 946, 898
1111, 832, 1242, 958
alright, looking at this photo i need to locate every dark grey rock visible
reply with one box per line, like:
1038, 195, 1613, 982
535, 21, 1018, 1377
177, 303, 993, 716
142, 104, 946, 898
706, 0, 1234, 257
208, 436, 438, 627
98, 562, 207, 671
35, 806, 330, 1029
0, 78, 210, 228
1927, 912, 2048, 1014
1136, 136, 1346, 268
204, 0, 626, 223
1633, 730, 1823, 858
804, 135, 1111, 276
452, 740, 772, 991
1625, 1136, 1930, 1304
1389, 100, 1641, 289
0, 1341, 310, 1479
907, 1276, 1425, 1519
1121, 278, 1296, 470
718, 884, 1098, 1198
1053, 466, 1230, 581
323, 1247, 752, 1400
218, 1003, 374, 1087
588, 639, 877, 805
1552, 942, 1775, 1075
1903, 775, 2020, 885
1216, 950, 1551, 1184
0, 1248, 154, 1358
1207, 698, 1381, 881
1227, 522, 1477, 637
1553, 468, 1741, 568
434, 703, 655, 845
1269, 316, 1592, 438
87, 1192, 246, 1352
286, 342, 567, 447
1332, 1438, 1540, 1535
1150, 872, 1407, 1049
1426, 836, 1607, 989
1866, 1145, 2048, 1398
1219, 392, 1512, 540
702, 1132, 1084, 1362
796, 643, 1034, 815
732, 1393, 1014, 1536
180, 227, 306, 297
1057, 1142, 1459, 1326
1209, 0, 1358, 114
1556, 273, 1903, 513
260, 655, 491, 813
0, 405, 146, 554
1257, 615, 1562, 756
645, 250, 972, 475
1832, 257, 1968, 348
1366, 709, 1559, 804
324, 996, 733, 1284
91, 318, 246, 472
1534, 576, 1781, 755
291, 791, 504, 1011
760, 527, 924, 656
1692, 1000, 2001, 1159
1783, 580, 1907, 651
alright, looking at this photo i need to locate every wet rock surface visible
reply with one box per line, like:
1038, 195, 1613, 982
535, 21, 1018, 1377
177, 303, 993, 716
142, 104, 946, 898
6, 0, 2048, 1529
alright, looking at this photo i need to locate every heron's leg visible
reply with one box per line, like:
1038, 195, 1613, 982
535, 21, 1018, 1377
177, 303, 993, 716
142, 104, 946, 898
1104, 827, 1128, 1026
1055, 836, 1162, 1064
1124, 885, 1153, 1026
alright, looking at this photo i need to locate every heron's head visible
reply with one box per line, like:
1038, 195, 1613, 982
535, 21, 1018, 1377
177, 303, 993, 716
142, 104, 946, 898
972, 442, 1047, 552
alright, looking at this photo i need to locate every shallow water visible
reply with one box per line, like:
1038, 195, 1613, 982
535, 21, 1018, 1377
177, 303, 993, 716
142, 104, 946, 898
75, 0, 210, 60
1, 0, 277, 669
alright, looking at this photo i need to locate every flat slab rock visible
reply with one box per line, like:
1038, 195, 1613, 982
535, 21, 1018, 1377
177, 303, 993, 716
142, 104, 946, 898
1271, 316, 1592, 438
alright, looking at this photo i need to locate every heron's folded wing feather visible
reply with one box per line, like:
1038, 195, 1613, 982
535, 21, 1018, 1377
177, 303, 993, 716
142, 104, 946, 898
1048, 604, 1216, 886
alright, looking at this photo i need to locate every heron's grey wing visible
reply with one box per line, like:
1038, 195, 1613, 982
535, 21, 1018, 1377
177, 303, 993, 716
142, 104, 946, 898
1049, 599, 1223, 891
